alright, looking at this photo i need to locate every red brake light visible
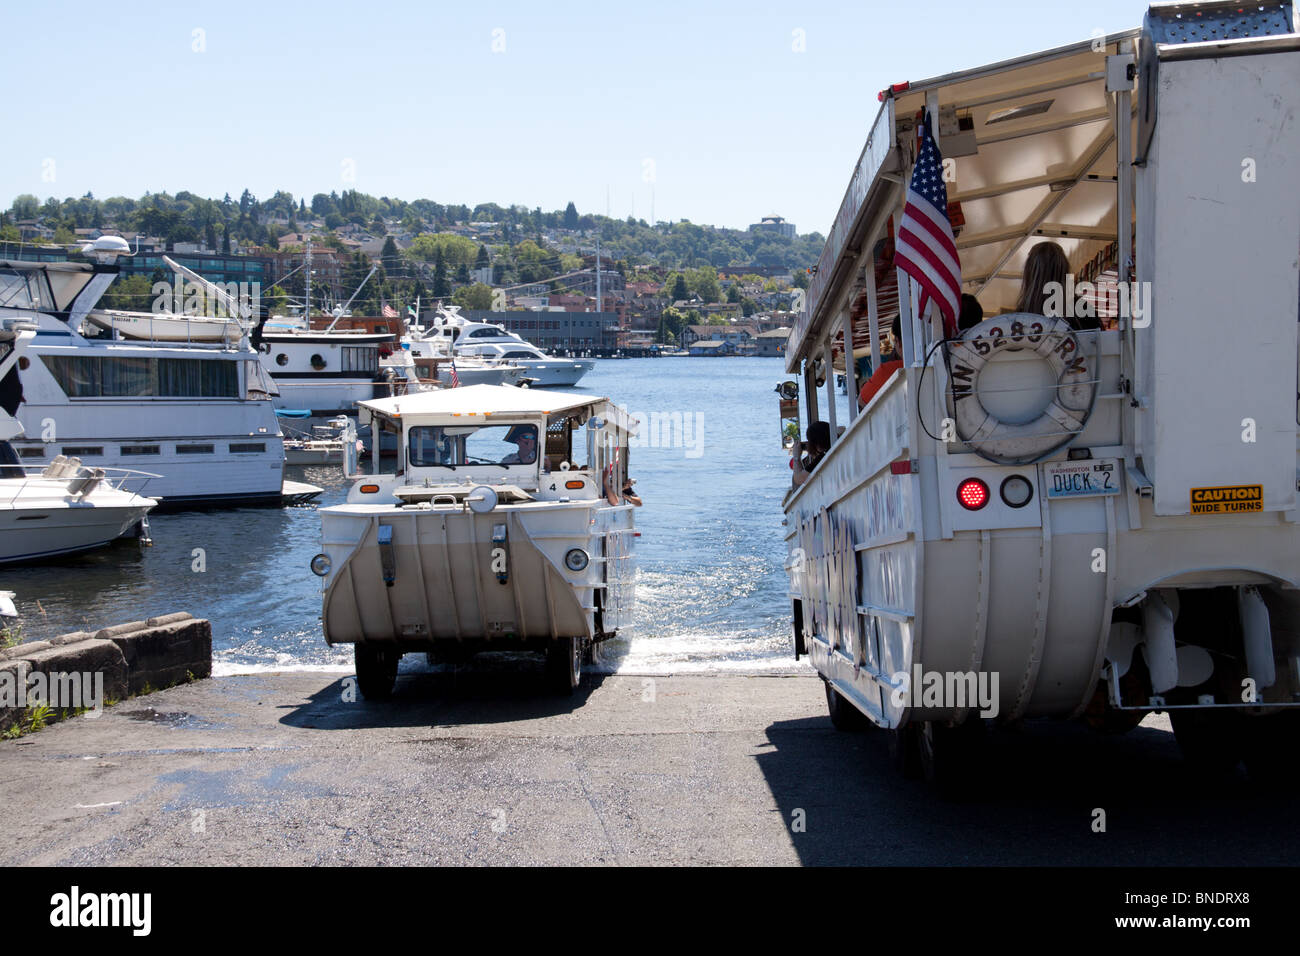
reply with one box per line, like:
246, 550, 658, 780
957, 478, 990, 510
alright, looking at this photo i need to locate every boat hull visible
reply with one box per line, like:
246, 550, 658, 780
513, 359, 595, 387
319, 501, 635, 647
86, 311, 241, 344
0, 491, 153, 564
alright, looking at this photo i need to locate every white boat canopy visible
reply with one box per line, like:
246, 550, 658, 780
358, 383, 638, 433
790, 26, 1145, 370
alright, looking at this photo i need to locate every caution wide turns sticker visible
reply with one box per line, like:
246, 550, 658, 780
1190, 484, 1263, 515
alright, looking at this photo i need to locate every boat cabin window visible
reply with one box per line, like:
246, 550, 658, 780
341, 346, 378, 374
407, 423, 540, 467
42, 355, 240, 398
0, 267, 53, 312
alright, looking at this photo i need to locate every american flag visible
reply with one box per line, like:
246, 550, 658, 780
382, 303, 399, 319
896, 111, 961, 337
448, 358, 460, 388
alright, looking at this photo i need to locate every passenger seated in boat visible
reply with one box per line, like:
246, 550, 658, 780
857, 317, 903, 410
792, 420, 831, 488
622, 478, 642, 507
1016, 241, 1099, 331
500, 425, 538, 465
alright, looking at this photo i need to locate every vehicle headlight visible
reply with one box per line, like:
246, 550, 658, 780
310, 553, 332, 576
564, 548, 589, 572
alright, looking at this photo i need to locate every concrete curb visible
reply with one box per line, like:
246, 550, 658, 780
0, 614, 211, 735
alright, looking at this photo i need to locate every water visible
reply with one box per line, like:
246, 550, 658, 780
8, 358, 850, 675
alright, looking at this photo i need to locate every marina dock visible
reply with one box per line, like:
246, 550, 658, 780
2, 669, 1294, 867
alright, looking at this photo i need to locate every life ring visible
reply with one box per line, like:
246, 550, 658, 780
946, 313, 1095, 463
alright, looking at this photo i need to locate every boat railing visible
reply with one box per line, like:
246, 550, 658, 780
1, 465, 162, 504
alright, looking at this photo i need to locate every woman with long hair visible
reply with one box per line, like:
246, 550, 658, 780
1015, 241, 1071, 316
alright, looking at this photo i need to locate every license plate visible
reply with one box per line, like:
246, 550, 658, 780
1044, 458, 1120, 499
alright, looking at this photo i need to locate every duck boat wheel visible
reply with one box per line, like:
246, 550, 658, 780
782, 5, 1300, 793
313, 384, 638, 697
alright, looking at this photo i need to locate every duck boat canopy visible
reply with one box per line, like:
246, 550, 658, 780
350, 383, 638, 489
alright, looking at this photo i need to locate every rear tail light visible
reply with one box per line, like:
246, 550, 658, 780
957, 478, 990, 510
1000, 475, 1034, 508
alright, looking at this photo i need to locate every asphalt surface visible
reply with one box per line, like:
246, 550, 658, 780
2, 668, 1295, 866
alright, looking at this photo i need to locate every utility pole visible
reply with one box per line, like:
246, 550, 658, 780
304, 240, 312, 325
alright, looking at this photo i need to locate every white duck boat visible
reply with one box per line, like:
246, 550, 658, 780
311, 384, 639, 697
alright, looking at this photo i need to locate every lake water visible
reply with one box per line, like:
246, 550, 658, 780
8, 358, 850, 675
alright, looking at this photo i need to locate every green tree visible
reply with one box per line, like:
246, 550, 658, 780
451, 283, 495, 311
99, 275, 155, 311
406, 232, 478, 268
658, 306, 686, 344
563, 202, 579, 230
686, 266, 721, 303
263, 284, 289, 313
432, 248, 449, 297
381, 236, 401, 274
10, 194, 39, 219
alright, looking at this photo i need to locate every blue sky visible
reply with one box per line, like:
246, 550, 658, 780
6, 0, 1144, 234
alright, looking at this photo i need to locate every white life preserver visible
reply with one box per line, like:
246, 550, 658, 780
946, 313, 1095, 463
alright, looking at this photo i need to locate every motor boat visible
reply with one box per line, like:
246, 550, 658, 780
0, 454, 157, 564
417, 306, 594, 387
0, 329, 156, 563
398, 323, 530, 388
282, 415, 352, 465
84, 308, 243, 344
311, 383, 639, 697
1, 239, 288, 508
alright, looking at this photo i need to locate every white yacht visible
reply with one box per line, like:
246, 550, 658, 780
391, 331, 530, 389
420, 306, 595, 387
256, 314, 393, 415
312, 384, 638, 697
0, 328, 157, 562
0, 244, 288, 508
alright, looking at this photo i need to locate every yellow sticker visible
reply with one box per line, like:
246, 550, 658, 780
1190, 484, 1263, 515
